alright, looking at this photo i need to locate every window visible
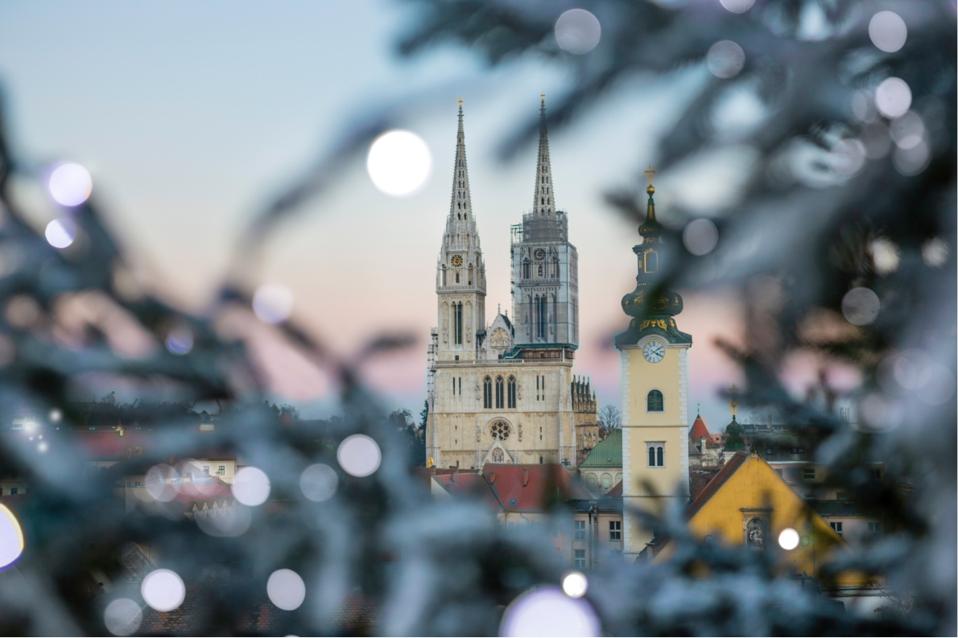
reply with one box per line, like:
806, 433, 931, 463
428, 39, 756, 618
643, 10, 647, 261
867, 521, 882, 535
10, 487, 18, 495
492, 448, 504, 463
644, 249, 658, 273
217, 465, 226, 475
453, 303, 463, 345
507, 376, 517, 408
802, 467, 816, 481
574, 520, 586, 541
441, 265, 447, 286
522, 258, 531, 279
468, 264, 473, 285
573, 549, 586, 569
830, 521, 844, 536
483, 377, 492, 409
609, 520, 622, 541
535, 375, 545, 401
647, 390, 664, 412
495, 376, 504, 409
490, 421, 510, 441
552, 257, 559, 278
647, 443, 665, 467
455, 271, 459, 283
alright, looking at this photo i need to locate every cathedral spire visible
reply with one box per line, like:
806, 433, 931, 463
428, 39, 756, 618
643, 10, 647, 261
449, 98, 473, 222
533, 93, 556, 216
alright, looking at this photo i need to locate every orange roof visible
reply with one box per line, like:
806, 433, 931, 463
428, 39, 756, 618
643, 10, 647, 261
689, 414, 711, 442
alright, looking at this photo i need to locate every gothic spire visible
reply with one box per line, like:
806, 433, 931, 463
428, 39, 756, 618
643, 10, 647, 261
449, 98, 473, 222
533, 93, 556, 216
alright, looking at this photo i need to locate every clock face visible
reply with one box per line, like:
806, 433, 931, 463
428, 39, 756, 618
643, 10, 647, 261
534, 249, 546, 260
642, 340, 665, 363
451, 255, 463, 267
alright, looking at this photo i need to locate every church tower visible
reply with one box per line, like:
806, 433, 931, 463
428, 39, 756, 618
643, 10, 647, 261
510, 95, 579, 348
616, 169, 692, 559
436, 101, 486, 364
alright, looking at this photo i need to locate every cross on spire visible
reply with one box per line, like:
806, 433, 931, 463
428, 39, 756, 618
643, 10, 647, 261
533, 93, 556, 216
449, 98, 473, 222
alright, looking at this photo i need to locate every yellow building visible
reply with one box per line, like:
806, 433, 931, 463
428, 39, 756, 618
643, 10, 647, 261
616, 170, 692, 558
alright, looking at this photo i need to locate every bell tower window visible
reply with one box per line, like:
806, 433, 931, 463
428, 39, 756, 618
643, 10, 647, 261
507, 376, 517, 408
483, 377, 492, 409
495, 376, 504, 409
647, 389, 664, 412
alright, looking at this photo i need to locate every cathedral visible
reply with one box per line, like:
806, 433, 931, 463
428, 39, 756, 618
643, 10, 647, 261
425, 97, 596, 470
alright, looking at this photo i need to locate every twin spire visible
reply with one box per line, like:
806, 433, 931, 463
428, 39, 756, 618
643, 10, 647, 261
449, 98, 473, 222
533, 93, 556, 216
448, 95, 557, 223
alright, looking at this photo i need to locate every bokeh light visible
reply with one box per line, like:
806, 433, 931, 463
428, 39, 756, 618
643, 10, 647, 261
165, 325, 194, 355
778, 528, 800, 550
500, 586, 601, 637
870, 238, 900, 274
874, 77, 912, 119
683, 219, 719, 256
252, 284, 294, 324
300, 463, 339, 502
47, 162, 92, 207
554, 9, 602, 55
336, 434, 382, 478
889, 111, 925, 150
195, 504, 253, 538
232, 466, 271, 506
366, 130, 432, 197
868, 11, 907, 53
893, 140, 930, 176
44, 218, 77, 249
103, 598, 143, 636
842, 287, 881, 326
921, 238, 948, 267
0, 503, 25, 569
561, 571, 588, 598
49, 408, 62, 423
144, 464, 179, 502
841, 287, 880, 326
267, 568, 307, 611
706, 40, 746, 79
141, 568, 186, 612
719, 0, 755, 14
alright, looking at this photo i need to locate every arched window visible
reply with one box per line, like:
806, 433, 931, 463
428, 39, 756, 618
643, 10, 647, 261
507, 376, 517, 408
483, 377, 492, 409
647, 446, 655, 467
647, 443, 665, 467
453, 303, 463, 345
495, 376, 504, 409
644, 250, 658, 273
522, 258, 531, 279
468, 264, 473, 286
537, 264, 543, 277
647, 389, 664, 412
552, 257, 559, 278
441, 265, 447, 286
455, 271, 460, 283
492, 448, 504, 463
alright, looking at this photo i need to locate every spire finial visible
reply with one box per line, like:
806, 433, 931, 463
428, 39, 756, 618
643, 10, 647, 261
644, 166, 656, 194
729, 385, 739, 420
448, 100, 473, 222
639, 165, 660, 235
533, 94, 556, 216
696, 402, 701, 416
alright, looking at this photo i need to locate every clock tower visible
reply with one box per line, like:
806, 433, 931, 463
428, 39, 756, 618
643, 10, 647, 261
435, 101, 486, 364
615, 169, 692, 559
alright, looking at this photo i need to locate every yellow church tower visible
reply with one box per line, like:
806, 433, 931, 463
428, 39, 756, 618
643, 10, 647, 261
616, 169, 692, 559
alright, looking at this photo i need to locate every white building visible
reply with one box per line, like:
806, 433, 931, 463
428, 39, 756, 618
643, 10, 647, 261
425, 97, 586, 470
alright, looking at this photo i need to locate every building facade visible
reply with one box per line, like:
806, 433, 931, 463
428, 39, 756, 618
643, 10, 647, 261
425, 98, 585, 470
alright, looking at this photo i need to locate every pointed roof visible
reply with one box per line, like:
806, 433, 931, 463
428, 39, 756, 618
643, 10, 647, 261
449, 99, 473, 222
532, 94, 556, 216
690, 413, 711, 442
638, 167, 662, 240
579, 428, 622, 468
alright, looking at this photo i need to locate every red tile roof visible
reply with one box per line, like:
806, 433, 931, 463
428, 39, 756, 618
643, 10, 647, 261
481, 464, 590, 512
689, 414, 711, 442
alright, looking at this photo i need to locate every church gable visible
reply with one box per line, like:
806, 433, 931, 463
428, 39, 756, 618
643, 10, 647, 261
482, 440, 515, 466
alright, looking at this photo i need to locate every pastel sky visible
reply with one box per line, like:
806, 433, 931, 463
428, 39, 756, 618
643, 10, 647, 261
0, 1, 837, 430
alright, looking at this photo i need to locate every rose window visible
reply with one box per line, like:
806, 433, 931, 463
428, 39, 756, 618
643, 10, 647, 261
490, 421, 511, 440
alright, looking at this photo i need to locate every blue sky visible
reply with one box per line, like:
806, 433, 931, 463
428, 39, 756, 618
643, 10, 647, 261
0, 0, 773, 431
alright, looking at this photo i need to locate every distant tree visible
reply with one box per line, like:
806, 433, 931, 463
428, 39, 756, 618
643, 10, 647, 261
599, 405, 622, 431
419, 399, 428, 430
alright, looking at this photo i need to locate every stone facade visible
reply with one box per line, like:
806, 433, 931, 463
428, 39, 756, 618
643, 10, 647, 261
426, 99, 587, 470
